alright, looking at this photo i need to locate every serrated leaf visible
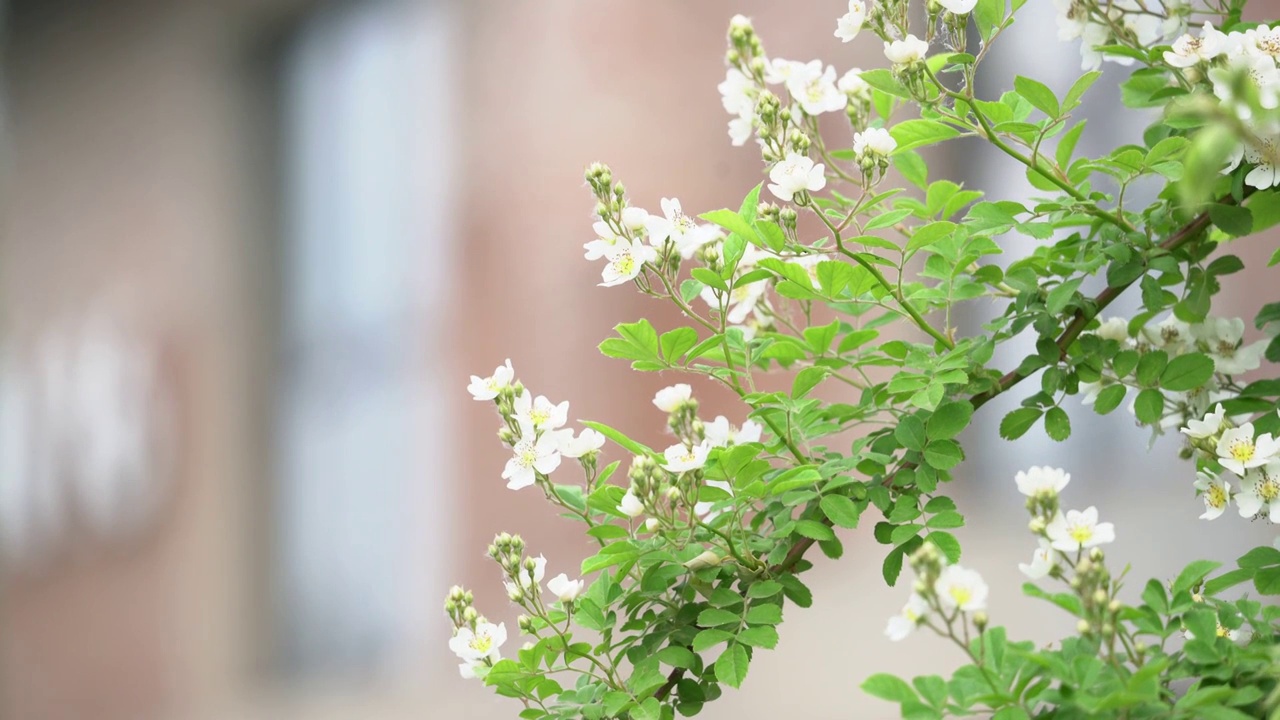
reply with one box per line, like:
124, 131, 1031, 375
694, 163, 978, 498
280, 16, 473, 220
1044, 407, 1071, 441
890, 119, 961, 154
894, 414, 928, 451
1092, 384, 1126, 414
820, 494, 862, 529
927, 401, 973, 440
1161, 352, 1214, 391
1014, 75, 1060, 118
1133, 388, 1165, 425
1000, 408, 1042, 440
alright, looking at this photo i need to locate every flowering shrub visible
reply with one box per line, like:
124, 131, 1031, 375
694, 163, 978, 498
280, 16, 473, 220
446, 0, 1280, 717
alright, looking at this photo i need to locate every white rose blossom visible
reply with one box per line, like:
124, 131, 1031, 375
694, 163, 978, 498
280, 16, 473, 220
853, 127, 897, 161
450, 621, 506, 678
599, 238, 658, 288
505, 554, 546, 596
1015, 466, 1071, 498
558, 428, 606, 458
767, 152, 827, 202
664, 442, 711, 473
513, 391, 569, 432
834, 0, 866, 42
1046, 507, 1116, 552
1194, 317, 1268, 375
619, 488, 645, 518
934, 565, 989, 612
837, 68, 871, 99
1195, 471, 1232, 521
884, 593, 929, 641
468, 359, 516, 401
1164, 23, 1228, 68
786, 61, 847, 116
1237, 462, 1280, 521
1095, 316, 1131, 343
1216, 422, 1279, 476
502, 422, 564, 490
653, 383, 693, 412
937, 0, 978, 14
1183, 404, 1227, 440
704, 415, 764, 448
884, 35, 929, 66
1019, 539, 1055, 580
718, 68, 755, 117
547, 573, 585, 603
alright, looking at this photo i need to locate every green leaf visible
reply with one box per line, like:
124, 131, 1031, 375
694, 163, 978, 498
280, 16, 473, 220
580, 420, 655, 458
697, 608, 740, 627
906, 221, 957, 253
656, 646, 697, 669
1209, 203, 1253, 237
794, 519, 836, 541
1014, 75, 1060, 118
1238, 545, 1280, 568
715, 644, 750, 689
1161, 352, 1215, 391
744, 603, 783, 625
820, 494, 862, 529
792, 366, 829, 399
691, 628, 733, 652
926, 531, 961, 563
894, 414, 928, 451
1133, 388, 1165, 425
882, 546, 906, 585
926, 511, 965, 529
1062, 70, 1101, 112
862, 673, 919, 703
1045, 277, 1082, 314
1092, 384, 1126, 415
927, 401, 973, 441
893, 150, 928, 189
999, 408, 1042, 440
1044, 407, 1071, 442
660, 327, 699, 363
1256, 566, 1280, 594
699, 209, 758, 242
737, 625, 779, 649
923, 439, 964, 470
1173, 559, 1222, 595
889, 119, 961, 154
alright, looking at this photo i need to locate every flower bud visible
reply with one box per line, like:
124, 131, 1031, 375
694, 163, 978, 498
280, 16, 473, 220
508, 586, 524, 603
1108, 600, 1122, 613
645, 517, 661, 533
683, 549, 723, 570
1089, 547, 1104, 562
1093, 589, 1108, 605
518, 615, 535, 633
1028, 517, 1046, 533
1077, 619, 1091, 635
463, 607, 478, 623
972, 611, 988, 629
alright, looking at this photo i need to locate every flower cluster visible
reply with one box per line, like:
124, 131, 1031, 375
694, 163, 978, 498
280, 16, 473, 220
583, 164, 721, 287
619, 384, 762, 530
1082, 314, 1268, 438
445, 585, 507, 679
1154, 17, 1280, 187
1054, 0, 1187, 71
468, 358, 604, 490
885, 542, 989, 642
1183, 404, 1280, 523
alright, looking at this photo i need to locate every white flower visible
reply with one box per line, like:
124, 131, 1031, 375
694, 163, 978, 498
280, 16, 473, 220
937, 0, 977, 14
718, 68, 755, 116
1046, 507, 1116, 552
1095, 316, 1130, 343
547, 573, 585, 603
1078, 380, 1104, 407
664, 442, 711, 473
1209, 54, 1280, 121
1216, 423, 1279, 476
1164, 23, 1227, 67
1019, 539, 1055, 580
644, 517, 661, 533
884, 35, 929, 66
853, 127, 897, 160
1078, 22, 1111, 71
763, 58, 805, 86
558, 428, 606, 458
704, 415, 764, 448
584, 220, 623, 261
1015, 466, 1071, 498
767, 152, 826, 202
1141, 316, 1193, 354
450, 621, 506, 664
837, 68, 871, 98
727, 114, 754, 147
599, 239, 657, 288
653, 383, 693, 412
884, 594, 929, 641
619, 488, 645, 518
1244, 24, 1280, 61
502, 423, 563, 490
1195, 471, 1232, 520
934, 565, 989, 612
1053, 0, 1088, 41
835, 0, 866, 42
786, 62, 847, 116
1244, 134, 1280, 190
514, 391, 569, 432
1183, 404, 1227, 440
646, 197, 718, 253
1194, 317, 1266, 375
1236, 463, 1280, 521
468, 359, 515, 401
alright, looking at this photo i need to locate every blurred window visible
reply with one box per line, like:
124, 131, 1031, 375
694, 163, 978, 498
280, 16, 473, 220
275, 0, 456, 680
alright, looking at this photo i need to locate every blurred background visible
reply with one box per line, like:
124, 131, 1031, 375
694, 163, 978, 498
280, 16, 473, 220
1, 1, 1278, 718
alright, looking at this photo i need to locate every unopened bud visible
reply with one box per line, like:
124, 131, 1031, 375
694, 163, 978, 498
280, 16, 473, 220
683, 549, 723, 570
1028, 517, 1046, 533
1089, 547, 1104, 562
1077, 620, 1091, 635
1108, 600, 1122, 613
1093, 589, 1108, 605
463, 607, 478, 623
645, 517, 661, 533
508, 586, 524, 602
973, 611, 988, 629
